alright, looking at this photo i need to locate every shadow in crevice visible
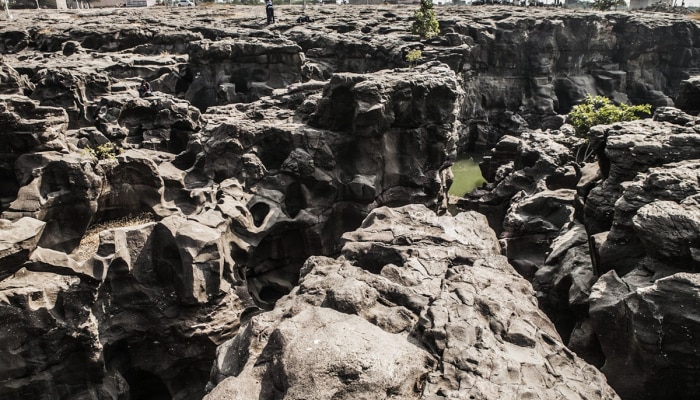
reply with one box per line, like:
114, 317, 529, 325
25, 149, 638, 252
124, 369, 172, 400
104, 340, 172, 400
246, 225, 322, 310
0, 172, 19, 213
250, 202, 271, 227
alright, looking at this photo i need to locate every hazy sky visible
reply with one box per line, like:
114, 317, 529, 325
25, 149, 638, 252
662, 0, 700, 6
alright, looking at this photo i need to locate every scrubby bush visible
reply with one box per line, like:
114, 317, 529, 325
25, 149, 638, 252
405, 49, 422, 68
84, 142, 122, 161
568, 95, 651, 138
412, 0, 440, 39
568, 95, 651, 161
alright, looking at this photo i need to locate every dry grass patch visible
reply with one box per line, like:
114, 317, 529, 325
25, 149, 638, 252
75, 212, 156, 261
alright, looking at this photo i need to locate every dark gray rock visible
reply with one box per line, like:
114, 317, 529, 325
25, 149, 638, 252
0, 95, 68, 154
458, 129, 578, 236
0, 64, 33, 95
0, 268, 105, 400
0, 217, 45, 280
454, 94, 700, 400
633, 198, 700, 269
533, 222, 598, 354
590, 271, 700, 400
4, 6, 700, 400
186, 38, 305, 110
595, 160, 700, 275
674, 76, 700, 115
30, 68, 111, 129
207, 205, 619, 400
3, 152, 103, 253
197, 62, 461, 307
89, 93, 202, 152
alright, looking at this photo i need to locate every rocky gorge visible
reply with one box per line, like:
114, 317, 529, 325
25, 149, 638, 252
1, 3, 700, 399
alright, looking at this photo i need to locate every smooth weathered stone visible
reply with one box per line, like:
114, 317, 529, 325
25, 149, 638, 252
590, 271, 700, 400
207, 205, 619, 400
0, 217, 46, 280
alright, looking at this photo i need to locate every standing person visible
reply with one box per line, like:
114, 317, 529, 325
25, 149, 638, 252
265, 0, 275, 25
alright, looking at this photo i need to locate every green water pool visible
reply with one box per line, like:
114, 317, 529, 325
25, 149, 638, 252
448, 155, 486, 197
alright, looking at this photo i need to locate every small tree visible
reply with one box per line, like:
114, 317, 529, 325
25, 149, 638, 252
569, 95, 651, 138
405, 49, 422, 68
568, 94, 651, 160
412, 0, 440, 40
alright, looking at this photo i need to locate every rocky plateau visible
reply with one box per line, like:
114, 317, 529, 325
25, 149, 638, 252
1, 3, 700, 400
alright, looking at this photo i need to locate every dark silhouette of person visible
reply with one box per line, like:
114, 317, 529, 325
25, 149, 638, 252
138, 80, 152, 98
265, 0, 275, 25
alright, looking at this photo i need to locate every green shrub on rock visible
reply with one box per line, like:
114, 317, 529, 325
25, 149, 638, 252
405, 49, 422, 68
412, 0, 440, 40
83, 143, 122, 161
568, 95, 651, 138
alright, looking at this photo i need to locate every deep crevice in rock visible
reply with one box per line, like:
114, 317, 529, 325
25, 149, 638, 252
249, 202, 270, 227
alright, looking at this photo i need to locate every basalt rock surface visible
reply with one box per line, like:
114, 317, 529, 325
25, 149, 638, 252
3, 5, 700, 150
2, 4, 700, 400
189, 61, 462, 308
458, 104, 700, 399
206, 205, 620, 400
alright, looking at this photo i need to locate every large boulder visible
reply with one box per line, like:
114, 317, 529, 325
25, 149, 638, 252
584, 114, 700, 238
0, 268, 105, 400
590, 271, 700, 400
207, 306, 434, 400
633, 197, 700, 267
0, 217, 46, 280
206, 205, 619, 400
592, 158, 700, 276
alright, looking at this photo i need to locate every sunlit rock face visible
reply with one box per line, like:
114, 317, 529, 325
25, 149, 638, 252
206, 205, 619, 400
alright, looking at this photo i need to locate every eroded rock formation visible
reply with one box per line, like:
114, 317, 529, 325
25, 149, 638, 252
206, 205, 619, 400
2, 4, 700, 400
462, 103, 700, 399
